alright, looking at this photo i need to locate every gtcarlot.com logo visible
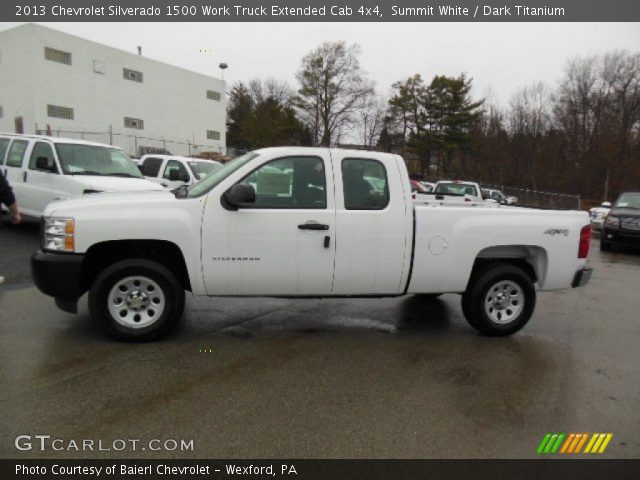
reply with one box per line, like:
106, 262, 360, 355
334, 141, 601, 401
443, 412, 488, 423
537, 433, 613, 454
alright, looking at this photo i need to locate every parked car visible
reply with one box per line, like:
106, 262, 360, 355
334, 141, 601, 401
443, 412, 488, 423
0, 133, 163, 218
32, 147, 592, 341
589, 201, 611, 232
482, 188, 518, 205
601, 192, 640, 251
138, 154, 223, 189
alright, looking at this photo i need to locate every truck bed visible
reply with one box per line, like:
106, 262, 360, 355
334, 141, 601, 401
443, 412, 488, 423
407, 205, 589, 294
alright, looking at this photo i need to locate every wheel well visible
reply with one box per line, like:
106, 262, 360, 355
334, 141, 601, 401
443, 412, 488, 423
468, 245, 548, 290
81, 240, 191, 292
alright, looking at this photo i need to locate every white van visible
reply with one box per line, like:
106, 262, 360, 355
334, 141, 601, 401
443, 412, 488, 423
138, 154, 223, 190
0, 133, 164, 218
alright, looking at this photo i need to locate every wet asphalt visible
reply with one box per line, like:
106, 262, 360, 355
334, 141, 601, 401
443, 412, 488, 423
0, 218, 639, 459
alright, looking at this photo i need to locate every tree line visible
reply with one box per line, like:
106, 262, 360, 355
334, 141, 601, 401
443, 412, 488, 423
226, 42, 640, 201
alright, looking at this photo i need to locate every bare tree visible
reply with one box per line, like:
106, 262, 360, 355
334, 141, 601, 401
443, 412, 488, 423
296, 41, 374, 146
508, 81, 554, 190
358, 95, 386, 148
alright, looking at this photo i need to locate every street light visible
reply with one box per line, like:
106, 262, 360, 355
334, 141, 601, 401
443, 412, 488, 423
218, 62, 228, 80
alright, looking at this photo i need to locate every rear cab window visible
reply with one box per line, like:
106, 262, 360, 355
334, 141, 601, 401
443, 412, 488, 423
342, 158, 389, 210
435, 182, 478, 197
6, 140, 29, 168
141, 157, 164, 177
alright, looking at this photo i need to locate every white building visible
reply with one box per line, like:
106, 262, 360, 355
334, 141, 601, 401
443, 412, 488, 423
0, 23, 226, 157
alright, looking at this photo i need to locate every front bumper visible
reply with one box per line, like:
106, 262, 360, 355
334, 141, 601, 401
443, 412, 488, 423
31, 250, 85, 309
572, 268, 593, 288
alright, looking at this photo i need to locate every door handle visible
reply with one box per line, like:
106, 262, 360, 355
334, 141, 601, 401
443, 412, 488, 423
23, 171, 28, 182
298, 221, 329, 231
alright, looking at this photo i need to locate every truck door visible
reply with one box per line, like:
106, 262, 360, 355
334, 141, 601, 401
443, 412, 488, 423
201, 152, 336, 296
330, 152, 412, 295
20, 141, 58, 216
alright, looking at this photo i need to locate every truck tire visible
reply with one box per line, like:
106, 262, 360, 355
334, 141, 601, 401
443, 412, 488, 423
461, 263, 536, 336
89, 258, 185, 341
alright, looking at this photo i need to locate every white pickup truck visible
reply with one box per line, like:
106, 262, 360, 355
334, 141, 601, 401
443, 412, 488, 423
31, 147, 593, 341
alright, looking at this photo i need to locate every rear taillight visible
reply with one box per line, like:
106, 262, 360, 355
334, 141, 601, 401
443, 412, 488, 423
578, 225, 591, 258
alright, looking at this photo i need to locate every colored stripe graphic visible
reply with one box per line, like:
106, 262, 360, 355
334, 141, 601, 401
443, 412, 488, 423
574, 433, 589, 453
538, 433, 613, 454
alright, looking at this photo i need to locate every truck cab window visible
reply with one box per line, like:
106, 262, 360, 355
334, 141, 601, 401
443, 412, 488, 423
163, 160, 189, 181
239, 156, 326, 208
342, 158, 389, 210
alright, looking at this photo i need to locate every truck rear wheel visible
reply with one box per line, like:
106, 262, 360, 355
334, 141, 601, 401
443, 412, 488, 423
461, 263, 535, 336
89, 259, 185, 341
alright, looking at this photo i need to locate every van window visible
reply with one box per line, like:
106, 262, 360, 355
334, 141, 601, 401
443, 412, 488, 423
6, 140, 29, 168
29, 142, 57, 172
0, 138, 10, 165
141, 157, 163, 177
342, 158, 389, 210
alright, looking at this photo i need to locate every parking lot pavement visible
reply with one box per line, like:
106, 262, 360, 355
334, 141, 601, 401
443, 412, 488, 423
1, 222, 639, 459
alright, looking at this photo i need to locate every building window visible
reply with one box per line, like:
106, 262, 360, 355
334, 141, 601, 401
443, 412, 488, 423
206, 130, 220, 140
93, 60, 106, 74
124, 117, 144, 130
123, 68, 143, 83
206, 90, 221, 101
45, 47, 72, 65
47, 104, 74, 120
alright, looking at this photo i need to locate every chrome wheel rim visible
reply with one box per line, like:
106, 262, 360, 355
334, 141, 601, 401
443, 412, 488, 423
108, 276, 165, 329
484, 280, 524, 324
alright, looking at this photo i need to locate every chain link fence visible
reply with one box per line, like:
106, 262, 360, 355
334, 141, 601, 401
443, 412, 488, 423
484, 184, 581, 210
34, 126, 238, 159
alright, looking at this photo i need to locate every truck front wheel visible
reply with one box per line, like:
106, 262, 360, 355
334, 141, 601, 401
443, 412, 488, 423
89, 259, 185, 341
461, 263, 536, 336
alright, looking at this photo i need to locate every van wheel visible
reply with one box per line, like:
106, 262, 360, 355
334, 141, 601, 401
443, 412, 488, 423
461, 263, 535, 336
89, 259, 185, 341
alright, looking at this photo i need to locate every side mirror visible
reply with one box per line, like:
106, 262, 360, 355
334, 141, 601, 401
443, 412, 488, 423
222, 184, 256, 210
36, 156, 56, 172
601, 202, 611, 208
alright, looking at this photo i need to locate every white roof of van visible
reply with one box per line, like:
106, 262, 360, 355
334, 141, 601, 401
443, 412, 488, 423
0, 132, 124, 150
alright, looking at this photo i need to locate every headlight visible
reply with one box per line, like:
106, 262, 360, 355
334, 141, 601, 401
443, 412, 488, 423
43, 217, 75, 252
604, 215, 619, 227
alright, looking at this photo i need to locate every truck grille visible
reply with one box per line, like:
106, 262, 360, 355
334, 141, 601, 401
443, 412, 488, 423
621, 218, 640, 231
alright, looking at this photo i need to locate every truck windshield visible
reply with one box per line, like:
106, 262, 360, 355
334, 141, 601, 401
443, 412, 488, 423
615, 192, 640, 209
188, 161, 223, 180
56, 144, 142, 178
186, 152, 259, 198
435, 182, 478, 197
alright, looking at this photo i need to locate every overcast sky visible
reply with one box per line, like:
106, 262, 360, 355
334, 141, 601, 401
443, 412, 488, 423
2, 22, 640, 104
